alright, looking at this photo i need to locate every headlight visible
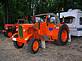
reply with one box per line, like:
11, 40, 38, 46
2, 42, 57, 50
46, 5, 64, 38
5, 27, 8, 29
16, 28, 18, 31
12, 38, 16, 41
23, 29, 25, 32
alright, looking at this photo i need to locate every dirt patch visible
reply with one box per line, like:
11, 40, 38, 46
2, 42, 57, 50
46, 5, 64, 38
0, 34, 82, 61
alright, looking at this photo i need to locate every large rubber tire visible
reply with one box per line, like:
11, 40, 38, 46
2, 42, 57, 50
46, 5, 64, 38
28, 38, 40, 54
13, 41, 24, 49
56, 24, 69, 46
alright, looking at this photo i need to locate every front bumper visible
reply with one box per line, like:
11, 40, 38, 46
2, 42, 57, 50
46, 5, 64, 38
12, 34, 32, 43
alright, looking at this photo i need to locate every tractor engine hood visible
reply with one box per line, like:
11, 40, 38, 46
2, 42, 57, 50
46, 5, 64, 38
16, 24, 34, 29
17, 24, 34, 38
21, 24, 34, 28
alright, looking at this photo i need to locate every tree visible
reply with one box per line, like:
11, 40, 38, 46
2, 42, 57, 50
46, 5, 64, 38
0, 0, 82, 24
0, 3, 5, 24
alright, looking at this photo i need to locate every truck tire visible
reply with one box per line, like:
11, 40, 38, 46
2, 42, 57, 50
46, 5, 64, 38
13, 41, 24, 49
28, 38, 40, 54
56, 24, 69, 46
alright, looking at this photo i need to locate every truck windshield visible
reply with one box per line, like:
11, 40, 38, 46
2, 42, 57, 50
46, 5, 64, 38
61, 17, 74, 24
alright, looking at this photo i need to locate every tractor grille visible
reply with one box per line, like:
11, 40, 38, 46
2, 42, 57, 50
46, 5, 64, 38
18, 25, 23, 38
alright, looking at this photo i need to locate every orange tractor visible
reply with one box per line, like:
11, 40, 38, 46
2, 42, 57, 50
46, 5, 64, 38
4, 19, 27, 37
12, 14, 69, 54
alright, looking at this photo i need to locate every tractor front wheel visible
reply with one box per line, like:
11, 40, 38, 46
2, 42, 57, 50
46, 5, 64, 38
13, 41, 24, 49
56, 24, 69, 46
28, 38, 40, 54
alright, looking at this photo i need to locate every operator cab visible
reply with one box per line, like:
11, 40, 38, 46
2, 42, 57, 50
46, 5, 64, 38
35, 13, 57, 23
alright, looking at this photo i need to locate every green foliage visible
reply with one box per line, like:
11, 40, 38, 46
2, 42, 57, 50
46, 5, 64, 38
0, 3, 5, 25
0, 0, 82, 24
0, 3, 5, 19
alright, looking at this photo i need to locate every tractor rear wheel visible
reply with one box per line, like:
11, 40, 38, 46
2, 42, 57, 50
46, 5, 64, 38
28, 38, 40, 54
56, 24, 69, 46
13, 41, 24, 49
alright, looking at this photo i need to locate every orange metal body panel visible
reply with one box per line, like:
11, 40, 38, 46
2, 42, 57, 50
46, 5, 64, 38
12, 22, 63, 44
39, 22, 62, 40
16, 34, 33, 43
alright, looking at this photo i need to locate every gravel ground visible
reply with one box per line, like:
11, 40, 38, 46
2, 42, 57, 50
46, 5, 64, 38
0, 33, 82, 61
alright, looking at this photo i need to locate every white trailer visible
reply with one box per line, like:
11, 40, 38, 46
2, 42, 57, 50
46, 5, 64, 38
60, 9, 82, 36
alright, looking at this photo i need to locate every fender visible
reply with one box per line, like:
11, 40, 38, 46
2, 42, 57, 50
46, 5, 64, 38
25, 34, 33, 41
